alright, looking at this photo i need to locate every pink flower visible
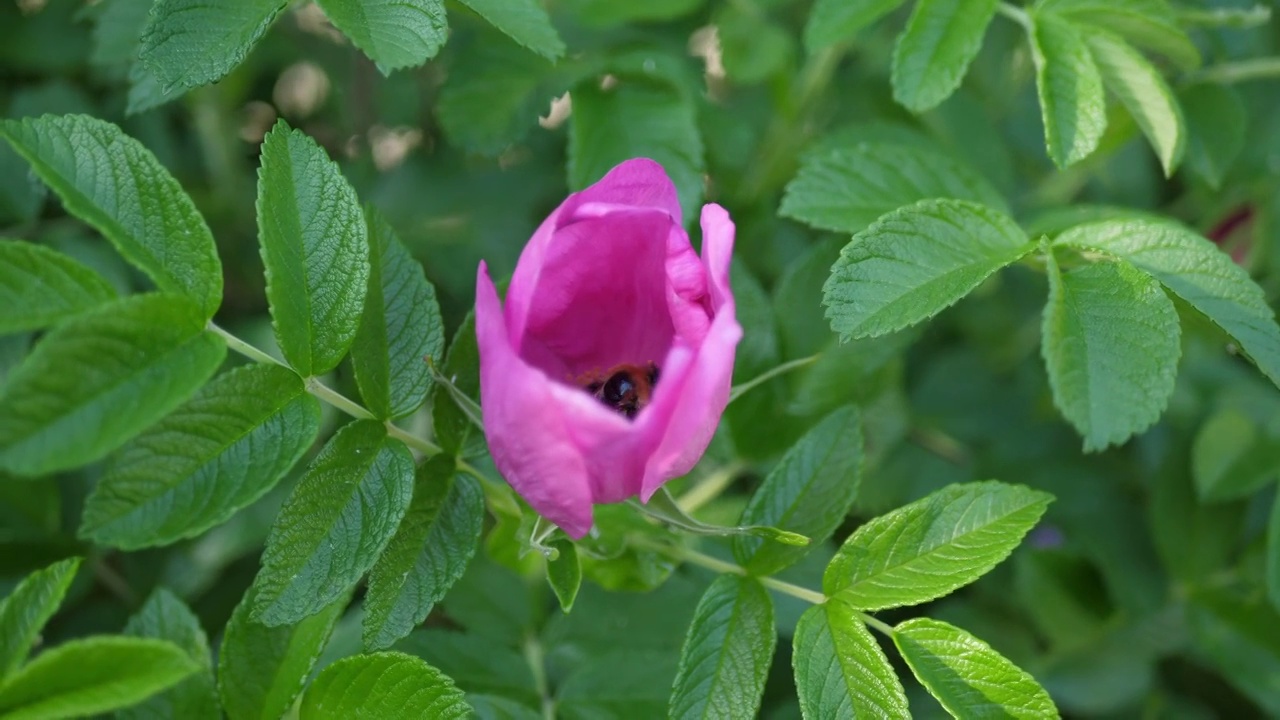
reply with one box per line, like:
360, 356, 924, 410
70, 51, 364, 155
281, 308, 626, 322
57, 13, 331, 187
474, 159, 741, 538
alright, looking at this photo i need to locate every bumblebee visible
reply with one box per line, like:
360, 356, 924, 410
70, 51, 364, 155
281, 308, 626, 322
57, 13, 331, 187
583, 362, 660, 420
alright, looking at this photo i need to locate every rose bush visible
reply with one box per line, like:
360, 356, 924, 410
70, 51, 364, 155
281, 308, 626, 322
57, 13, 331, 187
475, 159, 741, 537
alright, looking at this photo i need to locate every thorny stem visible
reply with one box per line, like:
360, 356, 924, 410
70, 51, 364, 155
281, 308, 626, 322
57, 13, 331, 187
728, 354, 819, 403
208, 323, 443, 455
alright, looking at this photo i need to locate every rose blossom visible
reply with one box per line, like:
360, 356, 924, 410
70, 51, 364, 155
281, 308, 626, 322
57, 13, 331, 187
474, 158, 741, 538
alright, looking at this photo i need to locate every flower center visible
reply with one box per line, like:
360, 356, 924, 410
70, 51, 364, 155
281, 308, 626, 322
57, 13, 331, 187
583, 362, 660, 420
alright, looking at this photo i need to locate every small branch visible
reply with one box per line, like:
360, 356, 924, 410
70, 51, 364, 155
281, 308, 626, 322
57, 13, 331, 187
676, 463, 745, 513
385, 422, 442, 456
1186, 57, 1280, 86
665, 544, 828, 605
996, 2, 1032, 29
208, 323, 285, 367
728, 355, 819, 403
304, 377, 374, 420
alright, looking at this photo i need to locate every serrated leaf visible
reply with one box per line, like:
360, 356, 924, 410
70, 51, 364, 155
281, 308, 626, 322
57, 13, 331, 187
139, 0, 288, 94
299, 651, 470, 719
793, 598, 909, 720
0, 558, 80, 683
823, 199, 1032, 340
217, 586, 345, 720
0, 115, 221, 317
0, 637, 198, 720
569, 79, 704, 223
1055, 219, 1280, 389
252, 420, 414, 626
733, 406, 863, 576
891, 0, 998, 112
456, 0, 565, 60
804, 0, 907, 52
1179, 83, 1245, 189
257, 120, 369, 377
0, 294, 226, 477
669, 575, 775, 720
825, 481, 1053, 608
1039, 0, 1200, 70
120, 588, 219, 720
1041, 253, 1180, 451
780, 143, 1007, 235
363, 457, 483, 651
1030, 11, 1107, 168
88, 0, 152, 71
435, 36, 557, 155
314, 0, 446, 72
351, 207, 443, 420
893, 618, 1058, 718
1084, 31, 1184, 176
547, 539, 582, 613
0, 240, 115, 334
80, 363, 321, 550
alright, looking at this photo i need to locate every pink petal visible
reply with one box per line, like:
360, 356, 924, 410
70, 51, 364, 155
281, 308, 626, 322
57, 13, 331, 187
503, 159, 682, 347
641, 205, 742, 499
475, 263, 596, 538
518, 208, 678, 378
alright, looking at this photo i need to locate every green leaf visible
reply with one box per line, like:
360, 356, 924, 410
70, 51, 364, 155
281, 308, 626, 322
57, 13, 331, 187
80, 363, 321, 550
733, 406, 864, 576
780, 142, 1007, 235
217, 586, 346, 720
0, 240, 115, 334
1268, 494, 1280, 613
1038, 0, 1200, 70
300, 651, 471, 719
1186, 589, 1280, 716
1055, 219, 1280, 389
1030, 11, 1108, 168
139, 0, 288, 94
1191, 409, 1280, 502
0, 637, 198, 720
435, 36, 557, 155
891, 0, 999, 112
363, 457, 484, 651
824, 481, 1053, 608
792, 598, 909, 720
893, 618, 1058, 718
547, 539, 582, 613
0, 115, 221, 317
351, 207, 444, 420
252, 420, 414, 626
561, 0, 703, 25
823, 199, 1032, 340
0, 294, 226, 477
668, 576, 775, 720
120, 588, 219, 720
1179, 83, 1245, 189
1040, 253, 1180, 451
804, 0, 907, 52
1084, 31, 1184, 175
717, 9, 793, 85
569, 78, 704, 223
0, 558, 80, 682
257, 120, 369, 377
313, 0, 446, 72
455, 0, 565, 60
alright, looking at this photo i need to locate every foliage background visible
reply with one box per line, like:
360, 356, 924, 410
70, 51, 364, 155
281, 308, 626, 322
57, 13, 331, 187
3, 0, 1280, 716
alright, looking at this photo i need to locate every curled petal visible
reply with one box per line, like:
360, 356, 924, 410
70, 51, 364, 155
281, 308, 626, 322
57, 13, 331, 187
642, 205, 741, 498
475, 263, 595, 537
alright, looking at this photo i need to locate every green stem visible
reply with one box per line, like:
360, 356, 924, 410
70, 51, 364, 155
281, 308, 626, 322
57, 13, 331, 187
675, 546, 828, 605
996, 1, 1032, 29
728, 355, 819, 403
209, 323, 443, 455
676, 462, 745, 513
1186, 57, 1280, 85
522, 633, 556, 720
